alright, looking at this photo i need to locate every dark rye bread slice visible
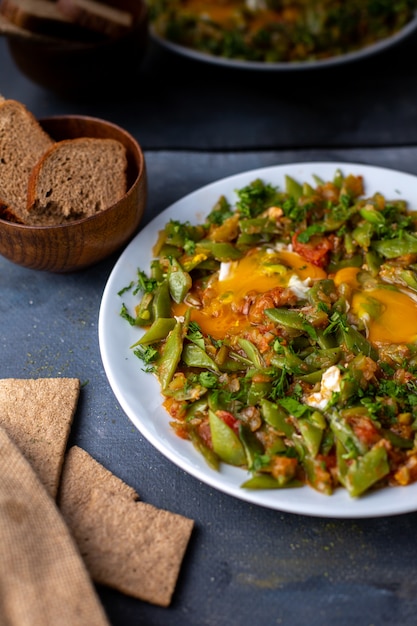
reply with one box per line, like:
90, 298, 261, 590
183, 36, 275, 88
27, 136, 128, 222
0, 98, 54, 216
0, 378, 80, 498
57, 0, 133, 38
59, 446, 194, 607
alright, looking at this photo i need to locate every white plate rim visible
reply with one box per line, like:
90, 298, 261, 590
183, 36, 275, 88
99, 161, 417, 518
150, 13, 417, 71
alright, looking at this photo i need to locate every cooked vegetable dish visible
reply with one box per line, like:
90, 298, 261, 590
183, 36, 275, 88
148, 0, 417, 64
121, 169, 417, 498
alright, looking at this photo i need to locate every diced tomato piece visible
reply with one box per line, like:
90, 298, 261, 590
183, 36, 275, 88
350, 416, 381, 446
292, 232, 332, 267
197, 420, 213, 448
216, 410, 240, 434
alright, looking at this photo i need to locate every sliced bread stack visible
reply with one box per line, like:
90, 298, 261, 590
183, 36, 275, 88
0, 99, 128, 226
0, 0, 135, 42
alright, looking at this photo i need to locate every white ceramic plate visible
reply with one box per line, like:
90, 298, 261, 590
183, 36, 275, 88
151, 14, 417, 71
99, 161, 417, 518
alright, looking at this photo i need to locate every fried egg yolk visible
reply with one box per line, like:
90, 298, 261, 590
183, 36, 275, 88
175, 248, 326, 339
333, 267, 417, 345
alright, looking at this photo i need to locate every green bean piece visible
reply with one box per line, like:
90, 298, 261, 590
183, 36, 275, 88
132, 318, 176, 347
157, 243, 182, 259
359, 205, 386, 225
302, 182, 315, 196
267, 437, 288, 455
304, 347, 342, 371
265, 308, 317, 339
373, 233, 417, 258
237, 338, 264, 368
168, 258, 192, 303
208, 410, 246, 466
239, 424, 264, 470
312, 174, 325, 186
247, 379, 272, 405
302, 455, 333, 495
271, 349, 309, 375
218, 356, 248, 372
157, 321, 184, 390
199, 241, 243, 261
328, 254, 363, 273
239, 217, 277, 234
260, 399, 295, 437
343, 231, 356, 256
334, 438, 349, 487
150, 259, 165, 282
381, 429, 414, 450
315, 328, 338, 350
182, 343, 219, 371
328, 410, 368, 457
379, 264, 417, 292
310, 410, 326, 429
337, 371, 362, 404
344, 445, 390, 498
152, 280, 172, 319
352, 221, 374, 249
188, 429, 220, 471
236, 233, 264, 246
241, 474, 297, 490
332, 169, 343, 188
185, 398, 208, 420
285, 175, 303, 201
338, 322, 378, 361
297, 369, 327, 385
134, 292, 154, 327
364, 250, 382, 277
307, 278, 337, 305
297, 418, 323, 457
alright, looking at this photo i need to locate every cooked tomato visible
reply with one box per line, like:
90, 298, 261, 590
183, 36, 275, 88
292, 232, 333, 267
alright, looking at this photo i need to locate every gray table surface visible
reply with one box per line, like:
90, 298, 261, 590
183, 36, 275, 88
2, 30, 417, 626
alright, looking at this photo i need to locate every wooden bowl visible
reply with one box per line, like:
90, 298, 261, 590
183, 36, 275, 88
2, 0, 148, 97
0, 115, 147, 272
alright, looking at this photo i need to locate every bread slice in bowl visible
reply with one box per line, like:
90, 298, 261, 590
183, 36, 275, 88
57, 0, 133, 38
0, 98, 54, 216
27, 136, 128, 223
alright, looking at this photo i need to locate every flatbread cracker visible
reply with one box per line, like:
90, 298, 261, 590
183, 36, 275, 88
0, 425, 110, 626
59, 446, 194, 607
0, 378, 80, 498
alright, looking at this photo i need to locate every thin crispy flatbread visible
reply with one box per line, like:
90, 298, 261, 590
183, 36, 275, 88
0, 425, 110, 626
0, 378, 80, 498
59, 446, 194, 607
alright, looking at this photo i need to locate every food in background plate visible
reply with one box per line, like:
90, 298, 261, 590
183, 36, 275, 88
121, 168, 417, 498
149, 0, 417, 64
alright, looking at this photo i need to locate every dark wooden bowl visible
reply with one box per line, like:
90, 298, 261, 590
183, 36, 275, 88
0, 115, 147, 272
4, 0, 148, 96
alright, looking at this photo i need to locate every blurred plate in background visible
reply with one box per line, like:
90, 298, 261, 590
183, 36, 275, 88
150, 9, 417, 71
